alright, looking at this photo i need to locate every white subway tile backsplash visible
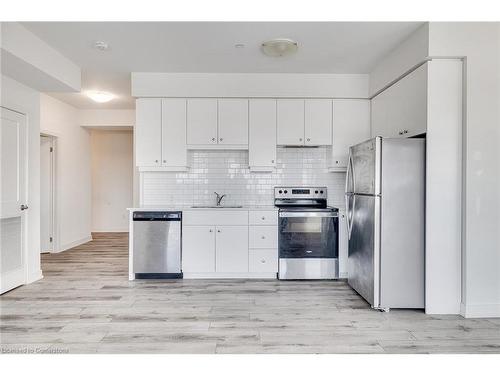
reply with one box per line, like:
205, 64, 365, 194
142, 147, 346, 208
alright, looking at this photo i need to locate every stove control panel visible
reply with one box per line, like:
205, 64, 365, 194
274, 187, 327, 199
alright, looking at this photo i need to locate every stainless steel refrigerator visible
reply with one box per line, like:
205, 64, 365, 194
345, 137, 425, 310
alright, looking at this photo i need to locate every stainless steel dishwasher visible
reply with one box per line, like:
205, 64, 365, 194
133, 211, 182, 279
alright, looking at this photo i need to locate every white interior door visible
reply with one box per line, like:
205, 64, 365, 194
1, 107, 27, 294
40, 136, 53, 253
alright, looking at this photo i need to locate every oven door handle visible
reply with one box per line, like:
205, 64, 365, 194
279, 212, 338, 218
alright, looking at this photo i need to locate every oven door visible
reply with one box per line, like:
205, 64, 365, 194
278, 211, 338, 258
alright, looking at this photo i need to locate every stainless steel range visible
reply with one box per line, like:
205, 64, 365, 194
274, 187, 339, 280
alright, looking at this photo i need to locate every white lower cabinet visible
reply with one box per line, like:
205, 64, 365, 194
249, 249, 278, 273
182, 209, 277, 278
182, 226, 216, 272
215, 226, 248, 273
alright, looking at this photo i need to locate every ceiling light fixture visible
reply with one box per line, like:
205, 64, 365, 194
93, 41, 110, 51
234, 43, 245, 49
261, 38, 298, 57
86, 91, 115, 103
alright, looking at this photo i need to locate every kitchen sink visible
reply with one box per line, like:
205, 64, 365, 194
191, 205, 244, 209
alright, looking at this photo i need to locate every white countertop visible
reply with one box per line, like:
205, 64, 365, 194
127, 206, 277, 211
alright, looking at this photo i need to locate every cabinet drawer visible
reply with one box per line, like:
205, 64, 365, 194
249, 226, 277, 248
249, 249, 278, 273
249, 210, 278, 226
183, 210, 248, 226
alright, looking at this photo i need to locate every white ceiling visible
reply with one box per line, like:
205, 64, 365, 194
22, 22, 423, 109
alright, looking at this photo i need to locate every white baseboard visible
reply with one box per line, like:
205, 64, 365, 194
183, 272, 277, 279
460, 302, 500, 318
56, 235, 93, 253
339, 272, 348, 279
26, 269, 43, 284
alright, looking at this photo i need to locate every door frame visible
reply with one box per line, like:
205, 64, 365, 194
40, 132, 59, 253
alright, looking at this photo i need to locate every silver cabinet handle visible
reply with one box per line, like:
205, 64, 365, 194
260, 259, 266, 263
20, 204, 29, 211
217, 229, 221, 233
403, 130, 408, 134
163, 160, 166, 163
307, 138, 311, 142
209, 229, 213, 233
261, 236, 265, 239
219, 138, 223, 142
155, 160, 159, 163
299, 138, 303, 142
211, 138, 216, 142
261, 216, 265, 220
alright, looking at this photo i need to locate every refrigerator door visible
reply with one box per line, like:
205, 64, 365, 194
350, 137, 381, 196
347, 194, 380, 307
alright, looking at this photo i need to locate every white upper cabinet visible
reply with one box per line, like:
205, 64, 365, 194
135, 98, 162, 167
277, 99, 333, 146
277, 99, 304, 146
217, 99, 248, 145
187, 98, 218, 145
330, 99, 371, 171
249, 99, 277, 171
305, 99, 333, 146
161, 98, 187, 168
371, 63, 428, 138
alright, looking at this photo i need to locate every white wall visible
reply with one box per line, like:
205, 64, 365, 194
79, 109, 135, 128
369, 23, 429, 96
40, 94, 92, 251
1, 75, 42, 283
90, 130, 133, 232
132, 73, 369, 98
428, 22, 500, 318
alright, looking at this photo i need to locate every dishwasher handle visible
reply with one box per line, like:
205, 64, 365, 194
133, 211, 182, 221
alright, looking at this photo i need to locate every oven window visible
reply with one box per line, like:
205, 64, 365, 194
279, 216, 338, 258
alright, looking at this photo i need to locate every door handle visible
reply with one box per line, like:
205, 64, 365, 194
20, 204, 29, 211
348, 195, 356, 240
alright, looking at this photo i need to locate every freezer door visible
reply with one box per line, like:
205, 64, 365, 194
347, 194, 380, 307
350, 137, 381, 195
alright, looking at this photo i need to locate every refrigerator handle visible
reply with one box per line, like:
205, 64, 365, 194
348, 194, 356, 240
345, 150, 353, 194
345, 193, 351, 237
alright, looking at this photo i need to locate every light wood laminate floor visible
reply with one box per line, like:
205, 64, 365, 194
1, 233, 499, 354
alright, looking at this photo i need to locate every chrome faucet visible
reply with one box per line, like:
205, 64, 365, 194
214, 192, 226, 206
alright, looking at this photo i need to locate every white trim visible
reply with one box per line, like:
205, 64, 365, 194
56, 235, 92, 253
138, 166, 189, 172
183, 272, 277, 279
461, 302, 500, 318
26, 269, 43, 284
187, 144, 248, 150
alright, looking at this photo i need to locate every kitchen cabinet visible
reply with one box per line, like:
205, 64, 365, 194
182, 209, 277, 278
249, 99, 277, 172
135, 98, 162, 167
187, 98, 218, 145
277, 99, 333, 146
161, 98, 187, 168
182, 225, 216, 272
135, 98, 188, 170
305, 99, 333, 146
371, 63, 428, 138
329, 99, 371, 171
215, 226, 249, 272
218, 99, 248, 145
277, 99, 304, 146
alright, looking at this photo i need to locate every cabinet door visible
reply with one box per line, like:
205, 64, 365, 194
305, 99, 332, 146
216, 226, 248, 273
277, 99, 304, 145
135, 98, 162, 166
161, 99, 187, 167
182, 226, 216, 272
331, 99, 371, 169
218, 99, 248, 145
187, 99, 218, 145
371, 63, 428, 138
249, 99, 277, 169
